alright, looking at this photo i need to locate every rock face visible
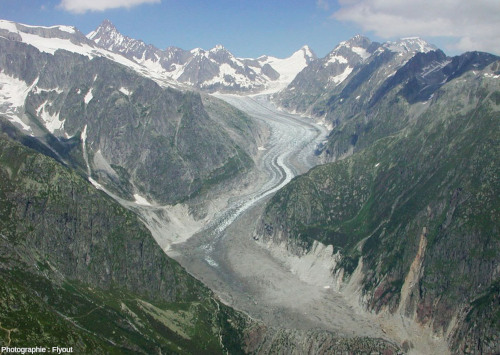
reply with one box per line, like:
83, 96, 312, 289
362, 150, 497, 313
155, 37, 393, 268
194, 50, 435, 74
260, 49, 500, 352
0, 31, 259, 205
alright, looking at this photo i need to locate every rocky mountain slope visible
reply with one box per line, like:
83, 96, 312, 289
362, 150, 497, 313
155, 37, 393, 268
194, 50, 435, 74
259, 48, 500, 353
87, 20, 316, 93
0, 23, 260, 205
274, 35, 436, 119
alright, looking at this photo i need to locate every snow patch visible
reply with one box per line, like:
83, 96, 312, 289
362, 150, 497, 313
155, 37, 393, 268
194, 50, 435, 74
38, 102, 64, 133
81, 124, 87, 143
484, 73, 500, 79
81, 125, 103, 191
35, 86, 64, 94
351, 46, 370, 60
384, 38, 435, 54
9, 21, 76, 34
205, 256, 219, 268
327, 55, 348, 65
0, 72, 38, 134
134, 193, 152, 206
119, 87, 131, 96
7, 115, 32, 133
421, 60, 452, 77
84, 89, 93, 104
163, 63, 185, 80
56, 25, 76, 34
89, 177, 105, 190
0, 20, 18, 33
0, 72, 32, 110
14, 30, 95, 57
202, 63, 257, 88
330, 66, 353, 85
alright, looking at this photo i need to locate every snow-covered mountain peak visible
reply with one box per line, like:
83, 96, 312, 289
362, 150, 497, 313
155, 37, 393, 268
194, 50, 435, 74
325, 35, 374, 66
190, 47, 205, 55
299, 45, 316, 59
252, 45, 317, 93
0, 19, 87, 42
89, 19, 115, 34
384, 37, 437, 54
210, 44, 226, 52
287, 45, 316, 63
87, 19, 139, 53
87, 19, 118, 42
344, 34, 371, 47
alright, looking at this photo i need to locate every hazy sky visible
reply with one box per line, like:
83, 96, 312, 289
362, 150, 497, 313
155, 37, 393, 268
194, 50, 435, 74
1, 0, 498, 58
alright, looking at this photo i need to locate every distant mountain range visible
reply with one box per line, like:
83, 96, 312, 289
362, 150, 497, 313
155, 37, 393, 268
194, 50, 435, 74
0, 18, 445, 97
0, 19, 317, 94
88, 19, 317, 93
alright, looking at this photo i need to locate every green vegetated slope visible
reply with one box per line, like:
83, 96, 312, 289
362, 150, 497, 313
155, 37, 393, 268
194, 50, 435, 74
261, 63, 500, 353
0, 133, 255, 354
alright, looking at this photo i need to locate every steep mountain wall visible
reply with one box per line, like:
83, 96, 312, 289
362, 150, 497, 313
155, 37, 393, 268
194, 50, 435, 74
0, 132, 259, 353
0, 36, 258, 205
259, 58, 500, 353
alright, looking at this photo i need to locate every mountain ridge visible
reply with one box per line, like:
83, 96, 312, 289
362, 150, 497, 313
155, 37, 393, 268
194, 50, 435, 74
273, 34, 439, 118
86, 19, 316, 93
